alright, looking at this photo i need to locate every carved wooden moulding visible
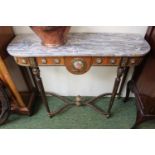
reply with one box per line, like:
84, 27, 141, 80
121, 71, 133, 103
30, 26, 71, 47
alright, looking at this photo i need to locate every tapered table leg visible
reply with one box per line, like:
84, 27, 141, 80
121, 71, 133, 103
31, 66, 51, 115
118, 67, 129, 97
123, 80, 132, 102
107, 66, 125, 115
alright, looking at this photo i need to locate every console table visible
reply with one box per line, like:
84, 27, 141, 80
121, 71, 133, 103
7, 33, 150, 118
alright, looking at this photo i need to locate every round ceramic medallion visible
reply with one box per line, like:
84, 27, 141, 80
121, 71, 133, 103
72, 59, 85, 70
64, 57, 92, 75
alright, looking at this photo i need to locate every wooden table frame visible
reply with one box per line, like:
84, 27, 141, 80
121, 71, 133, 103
13, 56, 142, 118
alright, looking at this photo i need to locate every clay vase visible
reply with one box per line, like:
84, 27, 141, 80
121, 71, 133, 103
30, 26, 71, 47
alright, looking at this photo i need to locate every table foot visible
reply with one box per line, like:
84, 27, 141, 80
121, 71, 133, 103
105, 113, 111, 118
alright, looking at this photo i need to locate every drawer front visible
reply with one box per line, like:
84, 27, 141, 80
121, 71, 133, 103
93, 57, 121, 66
15, 56, 143, 68
37, 57, 64, 65
127, 57, 143, 66
15, 57, 64, 66
37, 57, 122, 66
15, 57, 30, 66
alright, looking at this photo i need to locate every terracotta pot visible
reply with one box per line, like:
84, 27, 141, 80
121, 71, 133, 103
30, 26, 71, 47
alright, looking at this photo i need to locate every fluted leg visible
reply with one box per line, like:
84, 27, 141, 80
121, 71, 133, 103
123, 80, 132, 102
107, 66, 125, 115
31, 66, 51, 115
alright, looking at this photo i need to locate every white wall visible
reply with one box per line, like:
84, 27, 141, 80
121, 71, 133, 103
13, 26, 148, 96
13, 26, 147, 34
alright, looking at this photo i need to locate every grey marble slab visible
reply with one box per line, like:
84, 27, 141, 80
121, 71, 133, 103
7, 33, 150, 57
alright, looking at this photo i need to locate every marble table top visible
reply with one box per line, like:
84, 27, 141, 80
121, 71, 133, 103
7, 33, 150, 57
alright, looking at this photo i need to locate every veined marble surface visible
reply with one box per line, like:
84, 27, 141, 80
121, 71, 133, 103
7, 33, 150, 57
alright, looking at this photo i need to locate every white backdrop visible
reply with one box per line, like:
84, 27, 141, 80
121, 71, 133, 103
12, 26, 147, 96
